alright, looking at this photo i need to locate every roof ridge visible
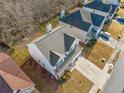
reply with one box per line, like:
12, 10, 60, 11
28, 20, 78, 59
29, 25, 66, 44
0, 70, 34, 90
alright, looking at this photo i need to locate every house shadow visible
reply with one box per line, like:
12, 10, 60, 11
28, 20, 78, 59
21, 56, 60, 93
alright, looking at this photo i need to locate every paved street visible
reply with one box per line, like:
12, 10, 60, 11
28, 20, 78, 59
103, 52, 124, 93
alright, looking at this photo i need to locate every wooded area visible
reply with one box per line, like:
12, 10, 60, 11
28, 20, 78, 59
0, 0, 82, 45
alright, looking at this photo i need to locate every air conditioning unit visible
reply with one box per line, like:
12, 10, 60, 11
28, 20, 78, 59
46, 23, 52, 33
60, 10, 65, 19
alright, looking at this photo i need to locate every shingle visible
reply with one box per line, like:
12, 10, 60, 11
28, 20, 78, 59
35, 27, 77, 66
60, 10, 91, 31
90, 13, 105, 26
84, 0, 111, 13
36, 29, 65, 63
64, 33, 75, 52
110, 4, 117, 14
50, 51, 60, 66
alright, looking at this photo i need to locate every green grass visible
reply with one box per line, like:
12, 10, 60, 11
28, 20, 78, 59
10, 47, 29, 66
121, 0, 124, 2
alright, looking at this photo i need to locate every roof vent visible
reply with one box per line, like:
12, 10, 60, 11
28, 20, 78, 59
46, 23, 52, 33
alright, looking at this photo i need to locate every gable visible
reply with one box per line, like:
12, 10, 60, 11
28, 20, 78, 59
90, 13, 105, 27
64, 33, 75, 52
50, 51, 60, 66
60, 10, 91, 32
0, 76, 13, 93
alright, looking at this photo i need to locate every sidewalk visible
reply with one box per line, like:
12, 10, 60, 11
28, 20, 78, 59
75, 57, 110, 90
103, 52, 124, 93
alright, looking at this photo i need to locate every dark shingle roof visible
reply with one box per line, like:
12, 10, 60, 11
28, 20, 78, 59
64, 33, 75, 52
84, 0, 111, 13
50, 51, 60, 66
60, 10, 91, 32
110, 4, 117, 14
0, 76, 13, 93
90, 13, 105, 26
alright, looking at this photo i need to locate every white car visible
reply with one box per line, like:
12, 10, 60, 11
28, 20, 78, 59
100, 31, 111, 40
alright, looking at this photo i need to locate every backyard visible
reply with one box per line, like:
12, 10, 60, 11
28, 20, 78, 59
82, 40, 114, 69
55, 69, 93, 93
103, 21, 124, 40
22, 60, 93, 93
117, 8, 124, 17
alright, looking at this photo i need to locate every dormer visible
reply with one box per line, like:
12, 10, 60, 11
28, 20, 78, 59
64, 33, 76, 55
50, 50, 66, 69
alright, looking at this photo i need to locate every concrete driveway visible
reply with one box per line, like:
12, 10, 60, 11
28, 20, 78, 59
103, 52, 124, 93
75, 57, 110, 89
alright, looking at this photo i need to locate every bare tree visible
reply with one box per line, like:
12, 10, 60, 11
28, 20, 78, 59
0, 0, 80, 45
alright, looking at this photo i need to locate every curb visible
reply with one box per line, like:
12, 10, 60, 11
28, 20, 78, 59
101, 50, 123, 92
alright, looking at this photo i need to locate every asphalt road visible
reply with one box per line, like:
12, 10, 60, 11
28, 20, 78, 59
103, 52, 124, 93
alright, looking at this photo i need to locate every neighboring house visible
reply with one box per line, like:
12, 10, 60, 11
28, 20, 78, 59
83, 0, 119, 21
28, 26, 83, 80
0, 53, 35, 93
60, 8, 105, 43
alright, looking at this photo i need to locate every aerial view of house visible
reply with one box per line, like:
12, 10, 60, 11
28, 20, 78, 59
28, 26, 83, 79
0, 0, 124, 93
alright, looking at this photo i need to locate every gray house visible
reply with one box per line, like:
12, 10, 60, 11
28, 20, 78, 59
28, 26, 83, 79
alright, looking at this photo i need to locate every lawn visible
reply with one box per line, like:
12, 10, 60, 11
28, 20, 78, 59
117, 8, 124, 17
121, 0, 124, 4
103, 21, 124, 40
112, 51, 121, 65
83, 40, 114, 69
9, 47, 29, 66
22, 61, 93, 93
55, 69, 93, 93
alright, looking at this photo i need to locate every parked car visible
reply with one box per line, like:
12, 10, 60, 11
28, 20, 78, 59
100, 31, 111, 40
